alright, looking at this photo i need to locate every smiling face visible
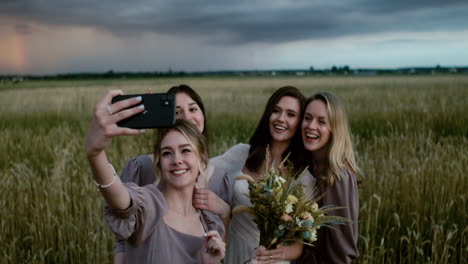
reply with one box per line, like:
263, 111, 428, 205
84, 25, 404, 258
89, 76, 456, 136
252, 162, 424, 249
175, 92, 205, 133
269, 96, 301, 144
159, 130, 200, 190
302, 99, 331, 155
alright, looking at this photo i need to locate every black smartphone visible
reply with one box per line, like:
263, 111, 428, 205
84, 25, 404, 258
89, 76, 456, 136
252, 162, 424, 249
111, 93, 176, 129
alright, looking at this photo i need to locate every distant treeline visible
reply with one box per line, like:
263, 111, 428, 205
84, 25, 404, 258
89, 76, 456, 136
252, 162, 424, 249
2, 65, 468, 81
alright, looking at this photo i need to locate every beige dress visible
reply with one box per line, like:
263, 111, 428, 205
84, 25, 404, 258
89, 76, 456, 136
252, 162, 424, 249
294, 169, 359, 264
105, 183, 221, 264
114, 154, 231, 255
223, 144, 316, 264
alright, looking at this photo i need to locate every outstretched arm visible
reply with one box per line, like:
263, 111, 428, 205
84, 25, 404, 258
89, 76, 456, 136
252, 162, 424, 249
86, 89, 145, 210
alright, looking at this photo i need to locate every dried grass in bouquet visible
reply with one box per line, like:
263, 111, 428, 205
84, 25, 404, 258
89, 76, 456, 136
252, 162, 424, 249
232, 150, 350, 253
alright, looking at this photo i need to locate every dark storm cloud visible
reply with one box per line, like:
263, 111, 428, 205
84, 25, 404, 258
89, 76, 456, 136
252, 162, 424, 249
2, 0, 468, 43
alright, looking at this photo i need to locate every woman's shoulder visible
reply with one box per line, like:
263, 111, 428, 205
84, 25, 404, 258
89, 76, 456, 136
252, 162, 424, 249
218, 143, 250, 161
130, 154, 154, 166
121, 154, 157, 185
210, 143, 249, 170
124, 182, 168, 211
339, 167, 357, 183
228, 143, 250, 154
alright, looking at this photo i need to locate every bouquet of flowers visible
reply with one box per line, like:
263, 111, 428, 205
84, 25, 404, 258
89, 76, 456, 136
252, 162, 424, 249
232, 152, 349, 252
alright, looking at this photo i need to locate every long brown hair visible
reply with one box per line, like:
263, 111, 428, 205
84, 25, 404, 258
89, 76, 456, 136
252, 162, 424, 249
245, 86, 306, 174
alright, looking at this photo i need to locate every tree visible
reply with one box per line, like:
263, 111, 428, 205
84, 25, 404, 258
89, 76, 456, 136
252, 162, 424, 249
343, 65, 350, 73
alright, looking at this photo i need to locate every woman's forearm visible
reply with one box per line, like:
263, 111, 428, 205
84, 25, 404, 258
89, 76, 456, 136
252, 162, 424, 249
88, 151, 131, 210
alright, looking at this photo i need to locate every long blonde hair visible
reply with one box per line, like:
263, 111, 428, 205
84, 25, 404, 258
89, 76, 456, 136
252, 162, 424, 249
152, 119, 208, 185
307, 91, 359, 185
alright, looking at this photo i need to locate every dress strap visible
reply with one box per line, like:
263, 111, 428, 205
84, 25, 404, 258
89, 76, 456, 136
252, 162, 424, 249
198, 210, 209, 232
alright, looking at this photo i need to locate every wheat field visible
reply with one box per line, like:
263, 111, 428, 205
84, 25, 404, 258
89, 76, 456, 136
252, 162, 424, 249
0, 75, 467, 263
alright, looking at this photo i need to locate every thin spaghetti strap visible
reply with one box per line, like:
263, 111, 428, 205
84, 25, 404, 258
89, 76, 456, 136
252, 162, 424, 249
198, 210, 209, 232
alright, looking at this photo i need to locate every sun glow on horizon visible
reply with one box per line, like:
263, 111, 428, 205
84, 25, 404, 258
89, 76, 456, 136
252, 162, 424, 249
0, 32, 27, 74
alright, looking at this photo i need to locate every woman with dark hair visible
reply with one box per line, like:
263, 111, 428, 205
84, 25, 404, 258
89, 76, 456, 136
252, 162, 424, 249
168, 84, 208, 140
222, 86, 316, 264
86, 91, 226, 263
296, 92, 360, 264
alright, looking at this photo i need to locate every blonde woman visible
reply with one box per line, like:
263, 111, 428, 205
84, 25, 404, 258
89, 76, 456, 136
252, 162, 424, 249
297, 91, 360, 263
86, 90, 225, 263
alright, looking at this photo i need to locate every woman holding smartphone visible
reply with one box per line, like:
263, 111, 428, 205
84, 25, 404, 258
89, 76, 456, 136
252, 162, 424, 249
114, 85, 232, 263
86, 90, 225, 263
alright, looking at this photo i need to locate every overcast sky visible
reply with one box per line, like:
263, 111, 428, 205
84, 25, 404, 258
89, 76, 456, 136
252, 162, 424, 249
1, 0, 467, 75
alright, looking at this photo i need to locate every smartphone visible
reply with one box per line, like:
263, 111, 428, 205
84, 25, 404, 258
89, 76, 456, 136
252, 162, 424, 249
111, 93, 176, 129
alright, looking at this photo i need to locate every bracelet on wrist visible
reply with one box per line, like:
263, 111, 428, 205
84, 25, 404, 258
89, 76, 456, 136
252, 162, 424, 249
92, 163, 117, 191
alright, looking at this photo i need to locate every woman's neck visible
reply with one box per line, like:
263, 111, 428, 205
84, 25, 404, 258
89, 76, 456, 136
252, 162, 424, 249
163, 187, 197, 216
244, 141, 290, 180
270, 140, 290, 167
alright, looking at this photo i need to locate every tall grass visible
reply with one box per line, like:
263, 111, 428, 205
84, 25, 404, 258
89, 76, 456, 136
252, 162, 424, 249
0, 76, 466, 263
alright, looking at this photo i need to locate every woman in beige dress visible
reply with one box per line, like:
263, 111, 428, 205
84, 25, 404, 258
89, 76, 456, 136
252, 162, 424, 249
86, 90, 225, 263
113, 85, 233, 263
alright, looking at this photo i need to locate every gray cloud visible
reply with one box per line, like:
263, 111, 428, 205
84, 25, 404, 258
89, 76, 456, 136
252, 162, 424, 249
2, 0, 468, 44
15, 23, 32, 34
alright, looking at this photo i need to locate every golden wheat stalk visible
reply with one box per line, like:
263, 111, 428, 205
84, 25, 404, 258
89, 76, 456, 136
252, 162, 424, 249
236, 174, 255, 183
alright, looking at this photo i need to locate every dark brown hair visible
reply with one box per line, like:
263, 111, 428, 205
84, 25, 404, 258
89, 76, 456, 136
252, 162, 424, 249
167, 84, 208, 142
245, 86, 306, 174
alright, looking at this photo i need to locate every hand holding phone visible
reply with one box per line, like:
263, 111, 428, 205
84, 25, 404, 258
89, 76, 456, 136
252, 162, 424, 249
111, 93, 176, 129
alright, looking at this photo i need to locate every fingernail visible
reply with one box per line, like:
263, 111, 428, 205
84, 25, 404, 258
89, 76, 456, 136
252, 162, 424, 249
140, 129, 146, 133
203, 233, 207, 237
138, 104, 145, 110
135, 96, 142, 101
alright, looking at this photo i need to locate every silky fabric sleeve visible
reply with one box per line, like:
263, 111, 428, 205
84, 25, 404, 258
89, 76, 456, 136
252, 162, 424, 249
206, 163, 232, 207
210, 143, 250, 204
105, 183, 167, 247
114, 155, 157, 255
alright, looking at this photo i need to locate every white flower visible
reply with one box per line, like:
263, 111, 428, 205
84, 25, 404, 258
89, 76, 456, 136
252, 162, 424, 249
295, 217, 302, 227
311, 203, 319, 212
285, 203, 293, 213
273, 176, 286, 190
309, 229, 318, 242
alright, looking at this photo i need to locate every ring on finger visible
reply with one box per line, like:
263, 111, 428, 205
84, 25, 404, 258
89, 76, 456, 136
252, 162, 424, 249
106, 105, 113, 115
